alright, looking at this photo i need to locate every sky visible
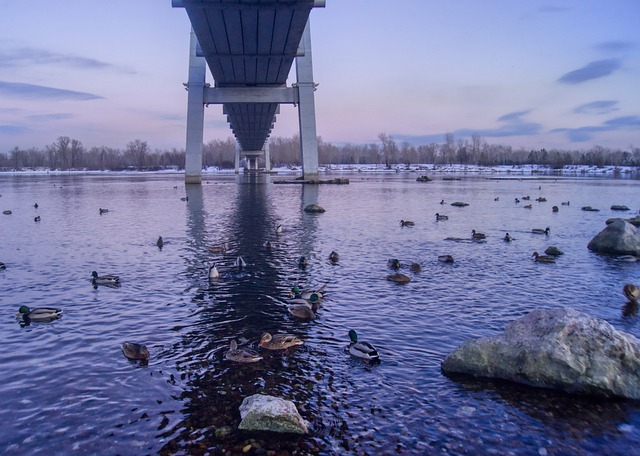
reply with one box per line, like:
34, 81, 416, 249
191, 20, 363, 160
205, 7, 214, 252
0, 0, 639, 153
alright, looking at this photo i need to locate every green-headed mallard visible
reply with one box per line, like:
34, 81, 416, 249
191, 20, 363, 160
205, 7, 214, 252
504, 233, 513, 242
400, 220, 415, 227
532, 227, 550, 235
329, 251, 340, 263
259, 332, 304, 350
287, 304, 316, 320
208, 263, 220, 280
387, 258, 401, 270
471, 229, 486, 240
225, 340, 263, 363
91, 270, 120, 286
298, 256, 308, 269
623, 284, 640, 303
122, 342, 150, 362
99, 208, 109, 214
348, 330, 380, 362
435, 213, 448, 221
532, 251, 555, 263
291, 283, 326, 300
17, 305, 62, 322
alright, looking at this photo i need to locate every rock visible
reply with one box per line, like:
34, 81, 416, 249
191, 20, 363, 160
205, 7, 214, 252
544, 246, 564, 256
238, 394, 308, 434
442, 307, 640, 399
611, 205, 630, 211
606, 215, 640, 228
416, 175, 432, 182
386, 273, 411, 283
581, 206, 600, 212
450, 202, 469, 207
303, 204, 325, 213
588, 219, 640, 256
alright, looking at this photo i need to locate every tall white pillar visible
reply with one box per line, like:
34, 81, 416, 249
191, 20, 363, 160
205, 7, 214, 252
185, 29, 206, 184
264, 141, 271, 171
296, 20, 319, 181
235, 142, 240, 174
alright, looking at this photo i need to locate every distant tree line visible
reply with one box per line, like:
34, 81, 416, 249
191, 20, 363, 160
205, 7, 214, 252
1, 133, 639, 171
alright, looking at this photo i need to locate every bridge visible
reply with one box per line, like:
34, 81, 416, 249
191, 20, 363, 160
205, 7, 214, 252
172, 0, 326, 183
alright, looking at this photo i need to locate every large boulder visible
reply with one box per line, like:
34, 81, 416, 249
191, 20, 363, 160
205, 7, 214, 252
441, 307, 640, 399
303, 204, 325, 213
588, 219, 640, 255
238, 394, 308, 434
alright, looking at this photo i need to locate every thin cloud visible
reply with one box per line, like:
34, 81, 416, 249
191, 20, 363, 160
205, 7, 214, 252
0, 125, 30, 134
0, 81, 103, 100
558, 59, 621, 84
538, 5, 571, 13
553, 115, 640, 142
594, 41, 635, 53
574, 100, 619, 115
28, 113, 74, 121
0, 47, 135, 73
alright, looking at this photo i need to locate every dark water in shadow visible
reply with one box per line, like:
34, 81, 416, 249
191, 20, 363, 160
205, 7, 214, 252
0, 172, 639, 455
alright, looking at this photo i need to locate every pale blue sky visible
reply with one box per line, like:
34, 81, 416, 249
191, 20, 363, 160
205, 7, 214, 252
0, 0, 638, 153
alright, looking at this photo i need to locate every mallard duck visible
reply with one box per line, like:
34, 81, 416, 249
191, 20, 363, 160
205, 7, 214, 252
156, 236, 163, 248
552, 206, 559, 212
348, 330, 380, 362
522, 196, 530, 201
34, 215, 41, 222
225, 340, 263, 363
440, 199, 445, 205
208, 263, 220, 279
99, 208, 109, 214
180, 196, 188, 201
387, 272, 411, 283
471, 230, 486, 240
410, 262, 422, 272
34, 203, 38, 209
435, 213, 448, 221
438, 255, 454, 263
287, 304, 316, 320
288, 297, 321, 312
523, 204, 532, 209
298, 256, 308, 269
504, 233, 513, 242
532, 227, 550, 235
561, 201, 570, 206
17, 305, 62, 322
400, 220, 415, 227
291, 283, 326, 300
329, 251, 340, 263
0, 262, 5, 270
235, 256, 247, 271
210, 243, 227, 254
532, 251, 555, 263
387, 258, 401, 270
259, 332, 304, 350
623, 284, 640, 303
121, 342, 150, 361
91, 270, 120, 286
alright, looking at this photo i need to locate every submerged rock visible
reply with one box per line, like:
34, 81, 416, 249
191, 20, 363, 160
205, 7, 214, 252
588, 219, 640, 256
544, 246, 564, 256
441, 307, 640, 399
611, 205, 630, 211
238, 394, 308, 434
303, 204, 325, 213
450, 202, 469, 207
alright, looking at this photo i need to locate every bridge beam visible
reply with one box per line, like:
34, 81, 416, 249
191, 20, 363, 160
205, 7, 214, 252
296, 20, 319, 181
184, 29, 206, 185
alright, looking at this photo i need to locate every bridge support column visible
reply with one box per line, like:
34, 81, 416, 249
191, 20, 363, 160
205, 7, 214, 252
234, 143, 240, 173
296, 20, 319, 181
184, 29, 206, 184
264, 141, 271, 172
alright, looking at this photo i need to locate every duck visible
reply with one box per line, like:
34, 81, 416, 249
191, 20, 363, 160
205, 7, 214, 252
288, 296, 321, 312
91, 270, 120, 286
225, 340, 263, 363
259, 332, 304, 350
34, 203, 39, 209
471, 229, 486, 240
387, 258, 401, 270
208, 263, 220, 279
0, 262, 5, 270
410, 262, 422, 272
209, 243, 227, 254
17, 305, 62, 322
329, 251, 340, 263
522, 196, 531, 201
523, 204, 532, 209
440, 199, 445, 205
561, 201, 570, 206
532, 252, 555, 263
623, 284, 640, 303
435, 213, 448, 221
180, 196, 188, 202
552, 206, 559, 213
291, 284, 326, 301
34, 215, 41, 222
347, 330, 380, 362
503, 233, 513, 242
235, 256, 247, 271
287, 304, 316, 320
532, 227, 550, 235
276, 224, 283, 235
265, 241, 272, 252
99, 208, 109, 214
400, 220, 415, 227
298, 256, 308, 269
156, 236, 163, 248
438, 255, 454, 263
515, 198, 520, 204
386, 272, 411, 283
121, 342, 150, 362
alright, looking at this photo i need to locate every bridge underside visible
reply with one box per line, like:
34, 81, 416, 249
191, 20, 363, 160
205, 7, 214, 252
174, 0, 323, 183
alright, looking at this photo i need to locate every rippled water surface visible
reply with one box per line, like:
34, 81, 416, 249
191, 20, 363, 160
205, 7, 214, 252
1, 171, 639, 455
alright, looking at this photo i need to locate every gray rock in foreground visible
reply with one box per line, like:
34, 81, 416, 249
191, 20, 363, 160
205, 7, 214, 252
441, 307, 640, 399
303, 204, 325, 213
588, 218, 640, 255
238, 394, 308, 434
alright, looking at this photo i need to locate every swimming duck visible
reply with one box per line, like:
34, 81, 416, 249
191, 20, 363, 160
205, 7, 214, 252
34, 215, 41, 222
225, 340, 263, 363
288, 304, 316, 320
265, 241, 272, 252
561, 201, 570, 206
552, 206, 559, 213
504, 233, 513, 242
410, 262, 422, 272
0, 262, 5, 270
532, 227, 550, 235
276, 224, 283, 235
259, 332, 304, 350
471, 230, 486, 240
523, 204, 532, 209
208, 263, 220, 279
289, 296, 321, 312
515, 198, 520, 204
156, 236, 163, 248
440, 199, 445, 205
387, 258, 401, 270
91, 270, 120, 286
435, 213, 448, 221
17, 305, 62, 322
438, 255, 454, 263
121, 342, 150, 362
235, 256, 247, 271
329, 251, 340, 263
34, 203, 38, 209
291, 283, 327, 300
387, 272, 411, 283
532, 252, 555, 263
209, 243, 227, 254
623, 284, 640, 303
400, 220, 415, 227
348, 330, 380, 362
99, 208, 109, 214
298, 256, 308, 269
522, 196, 530, 201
